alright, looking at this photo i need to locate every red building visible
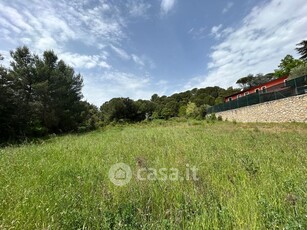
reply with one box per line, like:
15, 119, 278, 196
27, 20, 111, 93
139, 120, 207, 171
225, 76, 288, 102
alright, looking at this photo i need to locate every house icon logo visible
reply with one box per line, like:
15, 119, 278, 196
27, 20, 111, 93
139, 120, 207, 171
108, 163, 132, 186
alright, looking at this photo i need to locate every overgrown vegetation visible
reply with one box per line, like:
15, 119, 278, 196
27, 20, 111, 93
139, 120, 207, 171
0, 47, 100, 142
0, 47, 242, 142
2, 41, 307, 142
0, 121, 306, 229
288, 63, 307, 80
235, 73, 276, 89
99, 87, 238, 124
235, 41, 307, 90
274, 54, 305, 78
296, 40, 307, 61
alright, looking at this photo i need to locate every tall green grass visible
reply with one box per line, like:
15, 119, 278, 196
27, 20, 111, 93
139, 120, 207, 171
0, 121, 306, 229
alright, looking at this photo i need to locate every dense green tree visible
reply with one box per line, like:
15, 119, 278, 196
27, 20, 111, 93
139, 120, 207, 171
99, 85, 227, 121
0, 47, 93, 141
100, 97, 138, 123
160, 100, 178, 119
274, 55, 304, 78
251, 73, 275, 86
79, 101, 101, 131
33, 50, 84, 132
214, 97, 224, 105
203, 95, 215, 106
135, 99, 156, 120
50, 59, 84, 132
236, 73, 275, 89
236, 74, 254, 89
186, 102, 197, 118
219, 87, 241, 99
0, 54, 17, 140
150, 93, 159, 102
34, 50, 59, 131
288, 63, 307, 80
9, 46, 41, 136
296, 40, 307, 61
178, 105, 187, 117
198, 104, 209, 119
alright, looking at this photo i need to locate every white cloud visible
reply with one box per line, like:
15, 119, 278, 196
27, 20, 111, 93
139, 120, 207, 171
210, 25, 234, 40
188, 27, 207, 40
0, 5, 33, 33
83, 71, 166, 106
127, 0, 151, 17
210, 24, 223, 38
222, 2, 234, 14
0, 50, 11, 67
161, 0, 176, 14
109, 45, 154, 68
210, 24, 234, 40
155, 79, 169, 93
185, 0, 307, 90
0, 0, 125, 54
131, 54, 145, 66
110, 45, 131, 60
101, 71, 150, 89
36, 36, 59, 51
0, 0, 160, 106
59, 52, 111, 69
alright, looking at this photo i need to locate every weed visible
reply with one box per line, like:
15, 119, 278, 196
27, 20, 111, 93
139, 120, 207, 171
0, 121, 306, 228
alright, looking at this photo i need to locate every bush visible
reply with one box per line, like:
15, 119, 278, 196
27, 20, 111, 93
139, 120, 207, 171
169, 117, 187, 123
205, 113, 217, 123
77, 126, 88, 133
186, 102, 198, 118
207, 113, 217, 121
288, 63, 307, 80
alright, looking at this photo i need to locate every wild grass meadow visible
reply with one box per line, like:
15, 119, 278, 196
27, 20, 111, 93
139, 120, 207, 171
0, 120, 306, 229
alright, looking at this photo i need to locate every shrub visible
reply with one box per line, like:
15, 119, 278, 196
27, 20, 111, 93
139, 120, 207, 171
186, 102, 198, 118
169, 117, 187, 123
288, 63, 307, 80
205, 113, 217, 123
207, 113, 217, 121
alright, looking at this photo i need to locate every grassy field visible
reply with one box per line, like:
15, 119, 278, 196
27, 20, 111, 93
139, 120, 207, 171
0, 120, 306, 229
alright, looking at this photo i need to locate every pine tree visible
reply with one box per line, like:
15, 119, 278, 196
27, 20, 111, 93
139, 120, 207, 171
296, 40, 307, 61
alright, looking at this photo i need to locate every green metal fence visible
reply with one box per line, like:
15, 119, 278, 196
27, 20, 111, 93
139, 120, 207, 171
207, 75, 307, 114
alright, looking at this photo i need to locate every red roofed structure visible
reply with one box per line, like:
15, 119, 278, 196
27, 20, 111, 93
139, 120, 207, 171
225, 76, 288, 102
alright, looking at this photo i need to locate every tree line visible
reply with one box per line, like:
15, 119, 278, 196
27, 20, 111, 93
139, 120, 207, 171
0, 47, 100, 142
235, 40, 307, 89
99, 86, 240, 123
0, 47, 241, 142
1, 40, 306, 142
100, 40, 307, 124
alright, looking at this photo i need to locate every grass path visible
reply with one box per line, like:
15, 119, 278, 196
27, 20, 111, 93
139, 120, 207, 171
0, 121, 306, 229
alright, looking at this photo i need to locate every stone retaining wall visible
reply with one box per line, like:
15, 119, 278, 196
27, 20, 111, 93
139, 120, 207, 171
216, 94, 307, 123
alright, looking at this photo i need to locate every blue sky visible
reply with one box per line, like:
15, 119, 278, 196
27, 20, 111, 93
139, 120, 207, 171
1, 0, 307, 106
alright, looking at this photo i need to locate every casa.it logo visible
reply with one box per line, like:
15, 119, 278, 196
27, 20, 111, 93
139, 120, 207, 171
108, 162, 199, 186
108, 163, 132, 186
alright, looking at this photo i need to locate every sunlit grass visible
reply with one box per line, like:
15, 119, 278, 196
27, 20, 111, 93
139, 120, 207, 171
0, 120, 306, 229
